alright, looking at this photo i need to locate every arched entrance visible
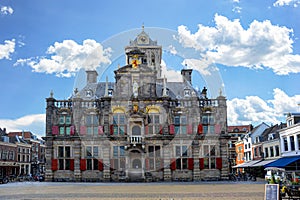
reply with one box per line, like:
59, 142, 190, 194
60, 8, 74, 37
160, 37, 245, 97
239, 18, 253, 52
128, 149, 144, 181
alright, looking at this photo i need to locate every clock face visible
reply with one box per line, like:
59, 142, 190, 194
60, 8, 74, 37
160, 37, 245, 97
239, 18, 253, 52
138, 35, 149, 44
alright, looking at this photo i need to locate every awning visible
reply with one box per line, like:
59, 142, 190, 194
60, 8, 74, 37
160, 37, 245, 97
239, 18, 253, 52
232, 160, 262, 168
265, 156, 300, 168
251, 159, 277, 167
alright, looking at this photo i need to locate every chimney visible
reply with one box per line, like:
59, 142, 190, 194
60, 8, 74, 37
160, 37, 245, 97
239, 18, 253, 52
86, 70, 98, 84
181, 69, 193, 84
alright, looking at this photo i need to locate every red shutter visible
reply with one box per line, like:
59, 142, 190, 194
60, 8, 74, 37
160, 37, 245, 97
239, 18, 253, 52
98, 159, 103, 171
145, 158, 150, 170
110, 125, 114, 135
51, 159, 58, 171
216, 157, 222, 170
80, 159, 86, 171
70, 159, 74, 171
70, 126, 75, 135
215, 124, 221, 134
98, 126, 104, 135
197, 124, 203, 135
52, 126, 59, 135
159, 125, 163, 134
145, 125, 149, 135
80, 126, 86, 135
170, 158, 176, 170
187, 124, 193, 134
188, 158, 194, 170
169, 124, 175, 135
199, 158, 204, 170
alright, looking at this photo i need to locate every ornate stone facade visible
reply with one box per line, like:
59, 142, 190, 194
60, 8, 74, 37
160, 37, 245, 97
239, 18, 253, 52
44, 29, 230, 182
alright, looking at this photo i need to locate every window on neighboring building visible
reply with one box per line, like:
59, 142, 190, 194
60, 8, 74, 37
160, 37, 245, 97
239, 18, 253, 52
265, 147, 269, 158
291, 136, 295, 151
148, 146, 161, 170
175, 145, 188, 170
275, 145, 280, 156
174, 116, 187, 134
86, 146, 99, 170
270, 146, 274, 157
203, 145, 217, 169
148, 114, 160, 135
112, 146, 125, 170
58, 146, 71, 170
113, 114, 126, 135
283, 137, 288, 151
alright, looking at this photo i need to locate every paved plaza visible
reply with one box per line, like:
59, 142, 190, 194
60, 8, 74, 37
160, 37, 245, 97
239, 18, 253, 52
0, 181, 265, 200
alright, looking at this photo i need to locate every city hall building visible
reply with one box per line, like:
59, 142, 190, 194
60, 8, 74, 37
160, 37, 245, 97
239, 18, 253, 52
44, 29, 230, 182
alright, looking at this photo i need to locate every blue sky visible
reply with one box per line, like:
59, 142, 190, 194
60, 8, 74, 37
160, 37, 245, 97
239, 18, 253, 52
1, 0, 300, 137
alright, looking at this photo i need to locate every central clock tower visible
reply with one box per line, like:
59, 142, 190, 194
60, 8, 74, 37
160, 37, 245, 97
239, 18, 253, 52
125, 26, 162, 79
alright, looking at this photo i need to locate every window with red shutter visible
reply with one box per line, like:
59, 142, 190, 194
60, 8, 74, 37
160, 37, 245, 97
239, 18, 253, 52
70, 159, 74, 171
216, 157, 222, 170
51, 159, 58, 171
145, 125, 149, 135
98, 159, 103, 171
52, 126, 59, 135
70, 126, 75, 135
170, 158, 176, 170
197, 124, 203, 134
80, 126, 86, 135
98, 126, 104, 135
80, 159, 86, 171
199, 158, 204, 170
169, 124, 175, 135
188, 158, 194, 170
110, 125, 114, 135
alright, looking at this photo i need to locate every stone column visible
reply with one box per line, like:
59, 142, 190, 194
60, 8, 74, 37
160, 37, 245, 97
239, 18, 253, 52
102, 141, 111, 181
192, 141, 201, 181
163, 141, 172, 181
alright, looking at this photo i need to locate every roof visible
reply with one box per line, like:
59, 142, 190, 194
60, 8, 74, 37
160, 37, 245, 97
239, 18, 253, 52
228, 125, 252, 133
265, 156, 300, 168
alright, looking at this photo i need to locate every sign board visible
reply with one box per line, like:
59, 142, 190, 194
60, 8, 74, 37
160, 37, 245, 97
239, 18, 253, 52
264, 184, 279, 200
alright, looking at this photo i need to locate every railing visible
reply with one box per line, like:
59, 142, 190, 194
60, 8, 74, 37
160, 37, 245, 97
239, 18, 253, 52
130, 136, 143, 144
199, 99, 218, 107
54, 100, 99, 108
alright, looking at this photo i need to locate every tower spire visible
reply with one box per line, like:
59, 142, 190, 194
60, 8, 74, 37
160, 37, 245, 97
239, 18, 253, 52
104, 76, 109, 97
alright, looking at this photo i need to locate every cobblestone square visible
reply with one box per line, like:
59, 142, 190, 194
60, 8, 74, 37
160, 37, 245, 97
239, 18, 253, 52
0, 181, 265, 200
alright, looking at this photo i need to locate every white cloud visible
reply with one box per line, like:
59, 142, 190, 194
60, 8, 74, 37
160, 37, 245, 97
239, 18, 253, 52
168, 45, 177, 55
273, 0, 300, 7
161, 60, 183, 82
15, 39, 112, 77
228, 88, 300, 125
177, 14, 300, 75
0, 39, 15, 60
182, 58, 211, 76
0, 6, 13, 15
0, 114, 45, 138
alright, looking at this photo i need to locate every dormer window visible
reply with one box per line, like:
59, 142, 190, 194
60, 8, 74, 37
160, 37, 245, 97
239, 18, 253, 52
86, 89, 93, 97
184, 89, 190, 97
108, 89, 113, 97
268, 133, 274, 141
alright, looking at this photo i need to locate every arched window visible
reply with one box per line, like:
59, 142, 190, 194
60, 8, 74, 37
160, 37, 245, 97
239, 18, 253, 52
132, 126, 141, 135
